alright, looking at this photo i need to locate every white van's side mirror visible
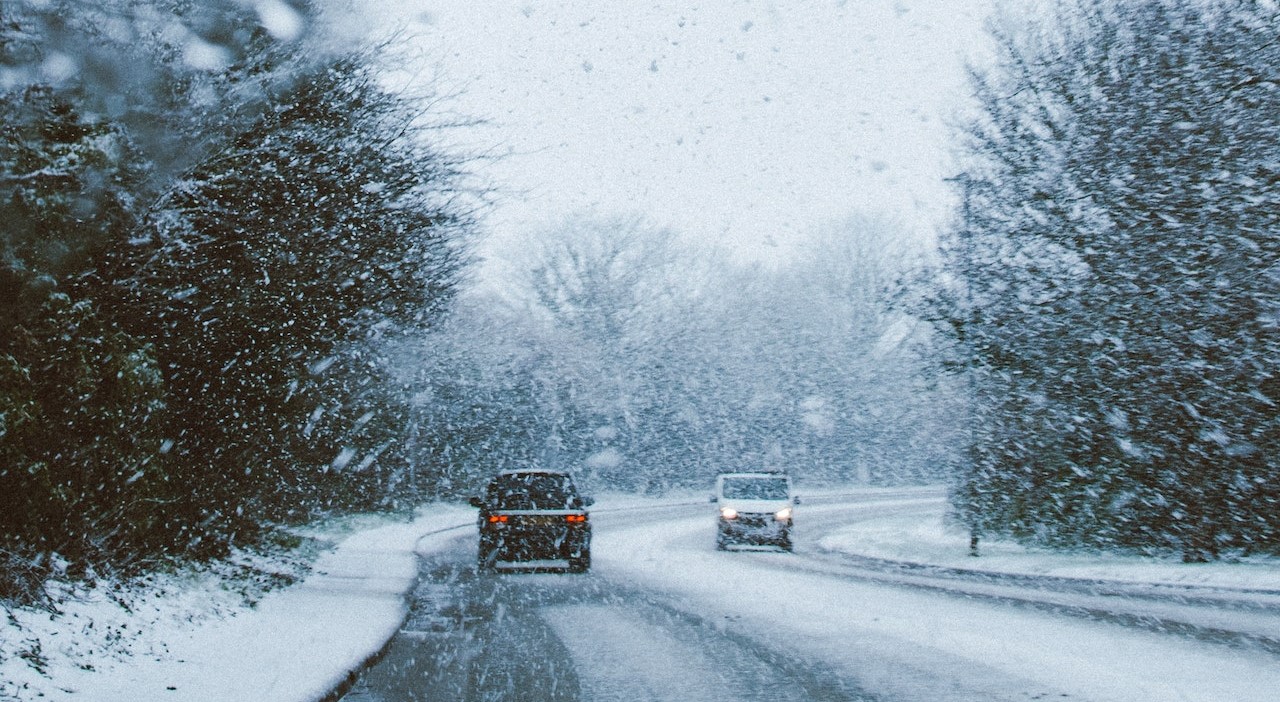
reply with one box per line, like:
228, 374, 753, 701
709, 495, 718, 503
793, 495, 802, 505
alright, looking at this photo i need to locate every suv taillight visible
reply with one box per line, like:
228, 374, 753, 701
565, 514, 587, 523
487, 515, 509, 523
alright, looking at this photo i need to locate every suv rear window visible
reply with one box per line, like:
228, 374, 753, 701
721, 476, 789, 500
486, 472, 580, 510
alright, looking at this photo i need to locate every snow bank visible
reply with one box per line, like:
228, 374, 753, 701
0, 506, 471, 702
816, 497, 1280, 590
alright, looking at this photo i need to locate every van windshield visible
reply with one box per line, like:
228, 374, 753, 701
721, 476, 789, 500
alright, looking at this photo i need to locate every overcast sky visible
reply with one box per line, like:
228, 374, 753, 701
382, 0, 994, 273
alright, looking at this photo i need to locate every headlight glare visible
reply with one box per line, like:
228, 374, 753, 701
775, 507, 792, 521
720, 507, 739, 520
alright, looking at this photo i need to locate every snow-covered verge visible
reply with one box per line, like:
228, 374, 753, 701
0, 505, 472, 702
816, 497, 1280, 591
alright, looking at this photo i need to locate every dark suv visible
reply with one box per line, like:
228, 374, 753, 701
469, 469, 593, 572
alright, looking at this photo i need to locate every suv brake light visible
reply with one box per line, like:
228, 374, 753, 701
487, 515, 509, 523
565, 514, 587, 523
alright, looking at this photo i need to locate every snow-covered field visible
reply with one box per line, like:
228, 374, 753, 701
4, 491, 1277, 702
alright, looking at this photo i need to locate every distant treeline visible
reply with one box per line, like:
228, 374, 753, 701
399, 213, 964, 501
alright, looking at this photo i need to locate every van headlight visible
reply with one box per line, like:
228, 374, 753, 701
719, 507, 739, 520
774, 507, 792, 522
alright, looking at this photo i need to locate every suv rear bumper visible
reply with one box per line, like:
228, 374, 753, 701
480, 520, 591, 561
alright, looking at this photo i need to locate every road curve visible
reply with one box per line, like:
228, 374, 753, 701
341, 491, 1280, 702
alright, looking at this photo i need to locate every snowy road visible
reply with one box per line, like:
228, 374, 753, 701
341, 493, 1280, 702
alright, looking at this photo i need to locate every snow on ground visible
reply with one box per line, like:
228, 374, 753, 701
4, 491, 1277, 702
0, 505, 471, 702
544, 604, 730, 702
817, 497, 1280, 591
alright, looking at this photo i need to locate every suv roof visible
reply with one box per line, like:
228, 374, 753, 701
483, 470, 583, 512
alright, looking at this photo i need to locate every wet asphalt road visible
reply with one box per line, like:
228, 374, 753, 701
339, 533, 872, 702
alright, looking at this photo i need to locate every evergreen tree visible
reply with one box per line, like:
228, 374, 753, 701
109, 51, 473, 551
934, 0, 1280, 557
0, 85, 171, 598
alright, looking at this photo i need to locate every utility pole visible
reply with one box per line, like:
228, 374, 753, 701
945, 172, 982, 557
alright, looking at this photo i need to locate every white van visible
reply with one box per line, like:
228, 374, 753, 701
711, 472, 798, 551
